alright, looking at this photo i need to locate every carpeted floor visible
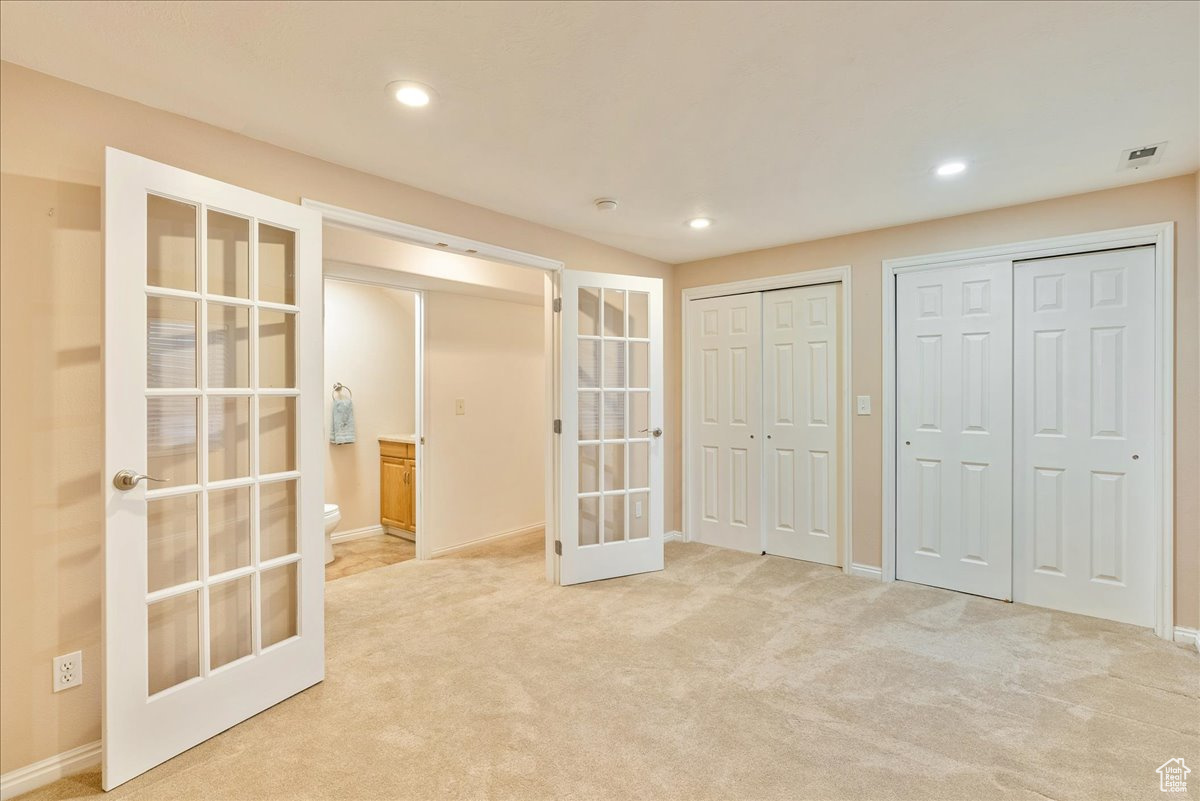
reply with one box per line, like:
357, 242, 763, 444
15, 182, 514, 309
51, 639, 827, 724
20, 532, 1199, 800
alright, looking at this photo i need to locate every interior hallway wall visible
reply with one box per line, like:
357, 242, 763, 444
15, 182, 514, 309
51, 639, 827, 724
0, 61, 673, 775
424, 293, 545, 552
323, 280, 416, 533
673, 173, 1199, 630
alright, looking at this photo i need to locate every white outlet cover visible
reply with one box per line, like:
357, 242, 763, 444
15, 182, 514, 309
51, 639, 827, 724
455, 398, 465, 415
856, 395, 872, 415
53, 650, 83, 692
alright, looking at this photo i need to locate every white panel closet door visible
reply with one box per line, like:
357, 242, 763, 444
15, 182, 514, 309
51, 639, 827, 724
896, 262, 1013, 600
763, 284, 840, 565
1013, 247, 1156, 626
687, 293, 762, 553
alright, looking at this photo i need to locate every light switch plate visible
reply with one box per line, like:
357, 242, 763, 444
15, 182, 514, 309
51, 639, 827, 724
856, 395, 872, 415
455, 398, 465, 415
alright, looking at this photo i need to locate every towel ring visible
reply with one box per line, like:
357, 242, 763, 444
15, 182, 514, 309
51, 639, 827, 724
332, 382, 353, 399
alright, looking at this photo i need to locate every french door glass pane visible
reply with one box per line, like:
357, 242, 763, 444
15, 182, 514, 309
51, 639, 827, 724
579, 445, 599, 493
579, 287, 600, 336
603, 289, 625, 337
208, 487, 251, 574
209, 576, 253, 670
603, 495, 626, 543
579, 391, 599, 441
629, 442, 650, 490
147, 590, 200, 695
629, 491, 650, 540
602, 392, 625, 440
578, 340, 600, 388
628, 291, 649, 338
147, 195, 197, 291
148, 397, 198, 488
603, 443, 624, 491
630, 392, 649, 436
629, 342, 649, 388
258, 224, 296, 305
208, 396, 250, 481
603, 341, 625, 388
579, 496, 600, 546
147, 297, 198, 389
261, 562, 299, 648
259, 396, 297, 474
260, 480, 298, 560
206, 211, 250, 298
259, 311, 296, 388
147, 494, 199, 593
207, 303, 250, 388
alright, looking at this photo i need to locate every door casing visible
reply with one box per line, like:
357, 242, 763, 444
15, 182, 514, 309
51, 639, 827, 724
681, 266, 857, 574
881, 223, 1176, 639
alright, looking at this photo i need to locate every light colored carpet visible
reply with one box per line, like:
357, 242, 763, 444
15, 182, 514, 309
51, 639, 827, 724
20, 532, 1199, 800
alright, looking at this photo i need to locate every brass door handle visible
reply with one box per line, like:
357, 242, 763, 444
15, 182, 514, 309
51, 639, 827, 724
112, 470, 167, 491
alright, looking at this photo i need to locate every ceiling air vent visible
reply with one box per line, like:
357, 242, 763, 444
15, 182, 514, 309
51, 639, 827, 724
1119, 142, 1165, 170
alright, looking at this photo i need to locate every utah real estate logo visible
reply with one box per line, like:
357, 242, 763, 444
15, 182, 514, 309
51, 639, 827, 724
1157, 758, 1190, 793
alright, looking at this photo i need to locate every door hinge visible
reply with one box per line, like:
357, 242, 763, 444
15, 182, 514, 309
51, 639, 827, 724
554, 540, 562, 556
553, 418, 562, 434
552, 297, 562, 313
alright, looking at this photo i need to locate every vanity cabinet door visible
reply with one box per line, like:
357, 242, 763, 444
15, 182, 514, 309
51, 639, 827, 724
380, 456, 407, 529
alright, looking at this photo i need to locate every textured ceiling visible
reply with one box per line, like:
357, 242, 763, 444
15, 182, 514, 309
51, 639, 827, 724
2, 0, 1196, 263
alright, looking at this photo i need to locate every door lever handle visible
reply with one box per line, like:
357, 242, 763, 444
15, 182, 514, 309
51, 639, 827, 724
638, 427, 663, 438
112, 469, 168, 491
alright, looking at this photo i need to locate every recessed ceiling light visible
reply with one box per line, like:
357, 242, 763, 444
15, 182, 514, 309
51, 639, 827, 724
387, 80, 434, 108
687, 217, 713, 230
935, 161, 967, 177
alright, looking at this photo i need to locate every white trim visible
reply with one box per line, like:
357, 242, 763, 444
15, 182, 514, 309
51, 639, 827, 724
664, 530, 684, 543
847, 563, 883, 580
301, 199, 564, 274
329, 525, 385, 544
429, 522, 545, 557
681, 266, 855, 572
1, 740, 101, 801
1174, 627, 1199, 650
881, 222, 1175, 640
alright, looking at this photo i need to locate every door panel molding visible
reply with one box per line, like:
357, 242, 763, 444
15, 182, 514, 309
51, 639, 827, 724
881, 223, 1175, 639
682, 266, 854, 572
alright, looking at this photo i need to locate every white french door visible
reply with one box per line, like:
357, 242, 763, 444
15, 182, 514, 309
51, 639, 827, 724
763, 284, 841, 565
559, 270, 664, 585
1013, 247, 1157, 626
895, 261, 1013, 600
687, 293, 763, 553
104, 149, 323, 789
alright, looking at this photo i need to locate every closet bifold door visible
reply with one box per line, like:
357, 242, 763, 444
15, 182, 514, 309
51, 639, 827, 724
762, 284, 841, 566
687, 293, 763, 553
895, 261, 1013, 600
1012, 247, 1156, 626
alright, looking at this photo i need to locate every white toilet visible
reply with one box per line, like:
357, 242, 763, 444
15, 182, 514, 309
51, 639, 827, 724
323, 503, 341, 565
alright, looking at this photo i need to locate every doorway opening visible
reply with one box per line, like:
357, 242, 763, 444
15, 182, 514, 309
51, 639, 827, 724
310, 200, 561, 581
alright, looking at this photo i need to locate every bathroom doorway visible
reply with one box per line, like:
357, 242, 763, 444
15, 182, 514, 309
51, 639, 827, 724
318, 214, 553, 582
323, 277, 421, 580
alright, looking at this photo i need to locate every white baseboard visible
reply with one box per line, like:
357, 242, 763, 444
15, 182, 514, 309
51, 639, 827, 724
0, 740, 100, 801
330, 524, 385, 544
1175, 626, 1200, 651
664, 530, 683, 543
847, 562, 883, 580
430, 523, 544, 557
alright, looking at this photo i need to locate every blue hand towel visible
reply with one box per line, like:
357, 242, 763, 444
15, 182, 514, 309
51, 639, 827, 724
330, 398, 356, 444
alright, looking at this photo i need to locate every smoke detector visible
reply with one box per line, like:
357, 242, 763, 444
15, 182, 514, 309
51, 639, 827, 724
1119, 142, 1165, 170
594, 198, 618, 211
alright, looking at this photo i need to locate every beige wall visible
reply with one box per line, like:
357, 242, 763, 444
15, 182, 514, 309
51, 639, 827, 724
674, 174, 1199, 630
0, 61, 673, 774
424, 293, 546, 551
323, 280, 417, 533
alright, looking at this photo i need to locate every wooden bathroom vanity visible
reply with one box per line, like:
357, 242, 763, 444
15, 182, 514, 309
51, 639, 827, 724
379, 435, 417, 539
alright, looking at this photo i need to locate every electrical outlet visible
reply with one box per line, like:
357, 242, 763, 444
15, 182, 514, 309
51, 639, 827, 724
53, 650, 83, 692
856, 395, 872, 415
635, 500, 643, 519
455, 398, 466, 415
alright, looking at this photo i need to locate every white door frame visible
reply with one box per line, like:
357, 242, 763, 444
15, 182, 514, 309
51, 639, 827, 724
881, 223, 1175, 639
681, 266, 857, 574
299, 200, 564, 581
